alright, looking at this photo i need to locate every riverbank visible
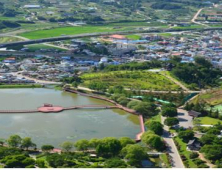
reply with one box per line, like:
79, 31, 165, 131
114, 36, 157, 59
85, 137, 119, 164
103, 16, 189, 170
0, 84, 42, 88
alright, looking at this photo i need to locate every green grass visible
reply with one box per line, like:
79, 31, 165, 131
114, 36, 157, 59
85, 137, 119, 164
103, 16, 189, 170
125, 34, 141, 40
81, 71, 180, 91
150, 113, 161, 123
26, 44, 67, 52
0, 36, 22, 43
160, 153, 171, 168
158, 33, 173, 37
0, 84, 42, 88
174, 137, 197, 168
20, 25, 138, 39
173, 25, 204, 30
197, 117, 222, 125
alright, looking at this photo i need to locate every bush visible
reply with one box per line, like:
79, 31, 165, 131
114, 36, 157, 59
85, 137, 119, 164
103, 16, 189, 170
189, 152, 199, 159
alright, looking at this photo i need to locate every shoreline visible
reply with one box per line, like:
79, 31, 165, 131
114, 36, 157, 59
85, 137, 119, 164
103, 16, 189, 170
64, 88, 145, 142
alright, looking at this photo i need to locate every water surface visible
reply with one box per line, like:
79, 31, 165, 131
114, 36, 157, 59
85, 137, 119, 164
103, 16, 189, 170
0, 88, 140, 147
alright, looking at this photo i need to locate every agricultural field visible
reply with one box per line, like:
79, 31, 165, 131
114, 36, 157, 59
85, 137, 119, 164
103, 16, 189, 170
20, 25, 142, 39
81, 71, 180, 91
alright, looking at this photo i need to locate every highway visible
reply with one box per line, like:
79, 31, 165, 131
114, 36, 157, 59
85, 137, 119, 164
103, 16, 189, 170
1, 27, 222, 48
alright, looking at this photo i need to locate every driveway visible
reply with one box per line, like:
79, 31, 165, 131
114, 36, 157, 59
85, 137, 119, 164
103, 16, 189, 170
177, 109, 193, 129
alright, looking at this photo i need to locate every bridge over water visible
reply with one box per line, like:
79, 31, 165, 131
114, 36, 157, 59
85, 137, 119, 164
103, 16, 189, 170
0, 104, 120, 113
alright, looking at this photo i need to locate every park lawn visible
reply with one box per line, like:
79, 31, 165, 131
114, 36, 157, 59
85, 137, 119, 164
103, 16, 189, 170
198, 117, 222, 125
81, 71, 180, 91
174, 137, 197, 168
160, 153, 171, 168
126, 34, 141, 40
20, 25, 137, 39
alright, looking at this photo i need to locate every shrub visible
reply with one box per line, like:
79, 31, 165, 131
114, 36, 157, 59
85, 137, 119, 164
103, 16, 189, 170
189, 152, 199, 159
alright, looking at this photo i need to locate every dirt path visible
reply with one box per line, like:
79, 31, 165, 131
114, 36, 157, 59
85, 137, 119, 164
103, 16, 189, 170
191, 8, 209, 27
198, 152, 214, 168
160, 72, 190, 91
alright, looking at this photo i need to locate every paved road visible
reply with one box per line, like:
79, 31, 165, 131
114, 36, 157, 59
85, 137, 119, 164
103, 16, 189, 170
177, 109, 193, 129
161, 116, 184, 168
11, 72, 62, 85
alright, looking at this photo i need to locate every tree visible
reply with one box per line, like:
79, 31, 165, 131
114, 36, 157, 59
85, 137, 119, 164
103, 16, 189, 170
164, 117, 179, 127
60, 141, 73, 152
141, 131, 165, 151
178, 130, 194, 143
7, 135, 22, 148
200, 145, 222, 161
2, 154, 35, 168
36, 160, 46, 168
96, 137, 122, 157
119, 137, 135, 148
134, 102, 158, 117
127, 100, 141, 109
200, 134, 217, 145
194, 57, 212, 68
121, 144, 147, 167
104, 158, 127, 168
161, 106, 178, 117
41, 145, 54, 152
74, 139, 90, 151
21, 137, 36, 150
117, 97, 130, 106
89, 138, 101, 148
145, 121, 163, 135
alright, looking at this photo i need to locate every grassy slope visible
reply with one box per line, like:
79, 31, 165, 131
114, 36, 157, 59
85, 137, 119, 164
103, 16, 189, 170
196, 89, 222, 106
26, 44, 67, 52
0, 37, 22, 43
81, 71, 180, 91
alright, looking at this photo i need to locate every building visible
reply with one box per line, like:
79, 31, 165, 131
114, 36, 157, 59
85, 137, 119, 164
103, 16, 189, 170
188, 110, 201, 118
24, 5, 41, 9
187, 139, 201, 151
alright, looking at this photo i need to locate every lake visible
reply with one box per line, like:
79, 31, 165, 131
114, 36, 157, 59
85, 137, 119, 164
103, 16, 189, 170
0, 88, 140, 148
